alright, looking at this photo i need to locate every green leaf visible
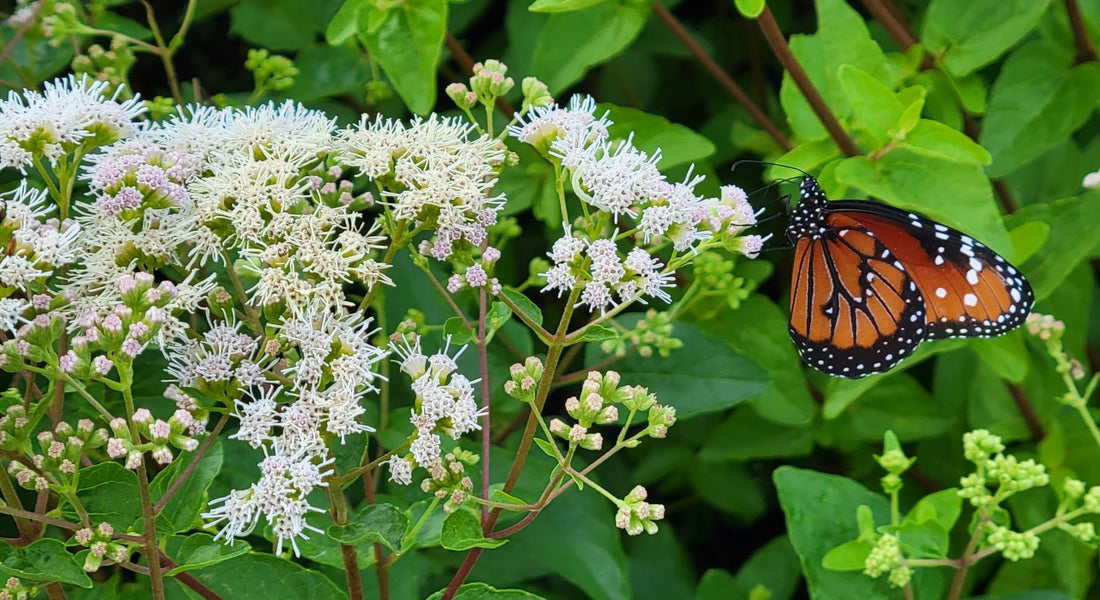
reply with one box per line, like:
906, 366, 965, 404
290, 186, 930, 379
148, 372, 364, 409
426, 582, 548, 599
358, 0, 447, 114
694, 537, 800, 600
497, 142, 557, 219
528, 0, 608, 12
151, 439, 223, 536
837, 64, 902, 147
440, 509, 508, 550
699, 405, 813, 461
774, 467, 895, 599
586, 318, 768, 420
704, 295, 816, 426
906, 489, 963, 534
902, 119, 991, 165
1006, 192, 1100, 300
70, 462, 141, 530
527, 1, 650, 94
921, 0, 1052, 77
230, 0, 340, 50
325, 0, 363, 44
532, 437, 559, 460
286, 43, 372, 101
601, 103, 716, 169
691, 460, 766, 522
981, 41, 1100, 177
444, 316, 475, 345
884, 518, 950, 559
971, 332, 1029, 384
733, 0, 765, 19
779, 0, 898, 141
184, 552, 347, 599
164, 533, 250, 576
327, 503, 409, 552
628, 528, 696, 600
500, 288, 544, 327
821, 539, 873, 571
578, 323, 618, 342
821, 372, 957, 441
509, 487, 630, 600
0, 538, 92, 587
835, 150, 1014, 259
488, 301, 513, 336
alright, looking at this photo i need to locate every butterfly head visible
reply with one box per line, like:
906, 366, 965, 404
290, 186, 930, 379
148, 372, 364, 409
786, 176, 829, 241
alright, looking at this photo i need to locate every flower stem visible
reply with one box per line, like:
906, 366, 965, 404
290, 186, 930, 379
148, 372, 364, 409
120, 363, 166, 600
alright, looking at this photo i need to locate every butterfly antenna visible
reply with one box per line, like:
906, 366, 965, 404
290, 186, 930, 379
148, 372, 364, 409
730, 159, 814, 180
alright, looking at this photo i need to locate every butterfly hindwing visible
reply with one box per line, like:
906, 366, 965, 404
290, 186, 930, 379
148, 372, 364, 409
788, 220, 926, 377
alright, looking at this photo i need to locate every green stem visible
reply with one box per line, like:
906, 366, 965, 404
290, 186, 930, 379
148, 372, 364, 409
120, 363, 166, 600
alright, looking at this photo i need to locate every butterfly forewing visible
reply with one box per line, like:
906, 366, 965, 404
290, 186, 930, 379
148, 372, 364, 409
830, 202, 1033, 340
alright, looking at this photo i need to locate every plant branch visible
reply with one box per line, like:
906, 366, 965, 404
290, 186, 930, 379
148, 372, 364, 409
756, 7, 860, 157
1065, 0, 1099, 64
651, 1, 791, 151
477, 286, 492, 526
1007, 383, 1045, 441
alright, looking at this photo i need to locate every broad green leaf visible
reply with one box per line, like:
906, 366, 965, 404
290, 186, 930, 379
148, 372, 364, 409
230, 0, 341, 50
509, 487, 630, 600
691, 460, 766, 522
528, 1, 650, 94
499, 288, 543, 327
185, 552, 347, 599
0, 538, 92, 587
971, 332, 1029, 384
285, 43, 372, 101
779, 0, 898, 141
528, 0, 608, 12
821, 539, 873, 571
628, 528, 696, 600
601, 103, 716, 169
906, 489, 963, 534
903, 119, 991, 165
821, 372, 956, 441
698, 536, 800, 600
497, 142, 557, 219
444, 316, 475, 345
163, 533, 250, 576
586, 317, 768, 420
440, 509, 508, 550
1006, 192, 1100, 300
835, 150, 1013, 259
733, 0, 765, 19
488, 301, 513, 337
838, 64, 902, 148
699, 405, 813, 461
151, 438, 224, 536
774, 467, 896, 598
1008, 219, 1050, 265
327, 503, 409, 552
922, 0, 1052, 77
325, 0, 363, 44
358, 0, 447, 114
982, 41, 1100, 177
578, 323, 618, 342
426, 582, 548, 599
71, 462, 141, 530
883, 518, 951, 558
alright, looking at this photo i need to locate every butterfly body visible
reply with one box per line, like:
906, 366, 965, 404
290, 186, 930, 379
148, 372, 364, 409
786, 177, 1033, 378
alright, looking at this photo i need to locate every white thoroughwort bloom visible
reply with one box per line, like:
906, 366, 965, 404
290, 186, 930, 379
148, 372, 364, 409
335, 114, 506, 260
388, 335, 486, 477
0, 75, 145, 171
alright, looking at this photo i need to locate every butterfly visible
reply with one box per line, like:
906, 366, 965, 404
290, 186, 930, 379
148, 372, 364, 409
785, 176, 1033, 378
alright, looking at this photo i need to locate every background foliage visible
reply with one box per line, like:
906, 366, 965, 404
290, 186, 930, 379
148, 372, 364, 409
3, 0, 1100, 598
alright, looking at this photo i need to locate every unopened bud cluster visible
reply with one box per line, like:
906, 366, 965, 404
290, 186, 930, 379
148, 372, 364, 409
106, 408, 199, 469
614, 485, 665, 536
600, 309, 682, 358
6, 417, 108, 492
420, 449, 478, 513
863, 533, 910, 588
503, 356, 544, 403
0, 576, 32, 600
958, 429, 1048, 508
73, 522, 130, 572
544, 371, 674, 451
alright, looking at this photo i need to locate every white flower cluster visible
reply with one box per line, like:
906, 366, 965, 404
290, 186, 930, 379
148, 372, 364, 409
335, 115, 506, 260
198, 309, 387, 554
0, 182, 80, 299
0, 75, 144, 171
385, 336, 485, 485
511, 95, 764, 313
